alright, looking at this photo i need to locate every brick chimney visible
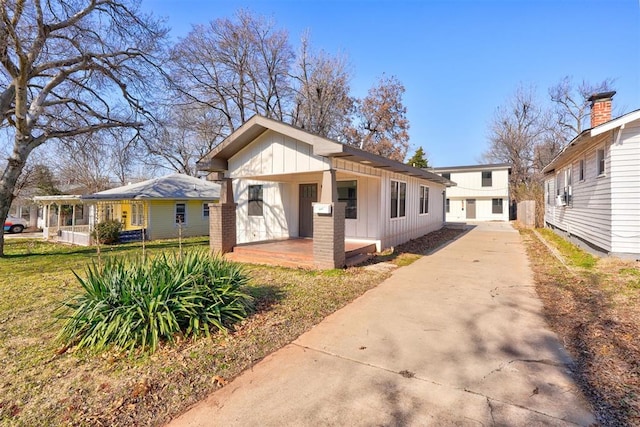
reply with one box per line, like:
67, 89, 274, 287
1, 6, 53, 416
588, 91, 616, 128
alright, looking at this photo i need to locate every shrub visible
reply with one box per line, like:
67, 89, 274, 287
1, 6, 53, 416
92, 219, 123, 244
57, 250, 253, 353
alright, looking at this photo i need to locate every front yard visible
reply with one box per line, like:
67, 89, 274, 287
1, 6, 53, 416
0, 228, 462, 426
521, 228, 640, 426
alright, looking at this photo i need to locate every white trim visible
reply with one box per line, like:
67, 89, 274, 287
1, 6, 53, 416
175, 202, 187, 225
590, 110, 640, 136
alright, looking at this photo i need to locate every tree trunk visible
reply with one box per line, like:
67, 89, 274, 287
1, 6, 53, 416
0, 136, 35, 257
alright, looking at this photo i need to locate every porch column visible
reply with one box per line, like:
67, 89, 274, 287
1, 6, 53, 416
56, 204, 61, 229
210, 178, 237, 254
313, 169, 346, 269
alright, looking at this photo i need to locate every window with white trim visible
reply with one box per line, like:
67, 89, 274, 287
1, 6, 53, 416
175, 203, 186, 224
596, 148, 605, 176
579, 159, 585, 181
131, 204, 144, 226
203, 202, 211, 218
390, 180, 406, 219
419, 185, 429, 214
445, 198, 450, 213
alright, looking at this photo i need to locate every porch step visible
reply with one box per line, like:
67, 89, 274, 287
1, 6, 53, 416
345, 243, 377, 258
345, 253, 371, 267
226, 246, 315, 269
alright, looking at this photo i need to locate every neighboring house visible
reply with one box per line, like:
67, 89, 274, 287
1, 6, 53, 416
542, 92, 640, 257
35, 174, 220, 245
197, 115, 454, 269
430, 164, 511, 222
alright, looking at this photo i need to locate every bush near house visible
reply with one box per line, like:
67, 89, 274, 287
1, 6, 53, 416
92, 219, 123, 244
57, 250, 253, 353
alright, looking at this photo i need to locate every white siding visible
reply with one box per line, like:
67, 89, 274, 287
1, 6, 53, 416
610, 124, 640, 254
544, 133, 613, 252
378, 172, 445, 249
229, 130, 329, 178
234, 180, 296, 243
439, 168, 510, 222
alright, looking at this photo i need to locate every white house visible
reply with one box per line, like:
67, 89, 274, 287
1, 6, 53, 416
430, 164, 511, 222
543, 92, 640, 257
197, 115, 454, 269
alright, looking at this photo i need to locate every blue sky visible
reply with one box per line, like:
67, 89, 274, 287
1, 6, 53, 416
142, 0, 640, 167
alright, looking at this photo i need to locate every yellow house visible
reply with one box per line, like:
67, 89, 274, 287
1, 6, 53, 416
82, 174, 220, 242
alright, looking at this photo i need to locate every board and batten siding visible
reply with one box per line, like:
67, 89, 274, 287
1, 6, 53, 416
234, 179, 297, 243
544, 133, 613, 252
610, 124, 640, 254
378, 172, 445, 249
147, 200, 211, 240
446, 198, 508, 222
229, 129, 329, 178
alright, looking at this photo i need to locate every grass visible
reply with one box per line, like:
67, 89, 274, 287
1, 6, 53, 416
521, 229, 640, 426
0, 229, 462, 425
536, 228, 597, 269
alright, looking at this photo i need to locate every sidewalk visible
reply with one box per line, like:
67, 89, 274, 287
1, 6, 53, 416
168, 222, 594, 426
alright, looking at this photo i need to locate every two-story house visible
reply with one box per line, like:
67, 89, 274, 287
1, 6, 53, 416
430, 164, 511, 222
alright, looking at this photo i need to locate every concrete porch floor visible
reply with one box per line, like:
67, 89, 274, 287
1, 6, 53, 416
225, 238, 378, 269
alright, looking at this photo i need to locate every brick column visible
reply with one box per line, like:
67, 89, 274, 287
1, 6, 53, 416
313, 169, 346, 269
209, 178, 237, 254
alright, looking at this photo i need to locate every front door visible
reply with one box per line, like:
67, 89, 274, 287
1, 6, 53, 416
466, 199, 476, 219
299, 184, 317, 237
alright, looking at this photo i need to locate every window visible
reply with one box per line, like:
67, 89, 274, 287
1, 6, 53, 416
564, 167, 572, 205
203, 202, 211, 218
419, 185, 429, 214
481, 171, 492, 187
175, 203, 186, 224
546, 182, 552, 205
597, 148, 605, 175
248, 185, 263, 216
337, 180, 357, 219
445, 198, 450, 213
441, 172, 451, 180
390, 180, 406, 218
492, 198, 503, 214
131, 204, 144, 226
103, 204, 113, 221
579, 159, 585, 181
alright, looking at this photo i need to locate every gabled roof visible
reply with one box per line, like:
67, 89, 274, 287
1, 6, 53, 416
197, 115, 454, 186
81, 174, 220, 201
542, 109, 640, 174
431, 163, 511, 173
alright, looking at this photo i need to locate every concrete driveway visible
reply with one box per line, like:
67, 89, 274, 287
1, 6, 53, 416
168, 222, 594, 426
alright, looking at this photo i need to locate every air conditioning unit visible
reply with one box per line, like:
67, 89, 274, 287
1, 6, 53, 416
556, 195, 566, 206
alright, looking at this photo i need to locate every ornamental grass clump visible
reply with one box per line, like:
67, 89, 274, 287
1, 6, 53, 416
57, 250, 253, 353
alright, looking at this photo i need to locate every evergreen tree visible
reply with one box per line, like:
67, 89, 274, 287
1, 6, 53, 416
407, 147, 429, 168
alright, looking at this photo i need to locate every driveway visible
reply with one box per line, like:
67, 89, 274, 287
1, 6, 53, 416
168, 222, 594, 426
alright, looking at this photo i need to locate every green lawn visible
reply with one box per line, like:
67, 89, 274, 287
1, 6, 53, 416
0, 237, 392, 426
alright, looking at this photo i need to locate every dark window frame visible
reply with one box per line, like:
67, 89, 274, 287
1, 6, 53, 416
492, 198, 503, 214
481, 171, 492, 187
337, 180, 357, 219
248, 185, 264, 216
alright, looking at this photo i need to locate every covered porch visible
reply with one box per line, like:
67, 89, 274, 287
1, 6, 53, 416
225, 238, 378, 269
33, 195, 92, 245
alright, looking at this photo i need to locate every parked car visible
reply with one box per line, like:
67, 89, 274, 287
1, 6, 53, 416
3, 215, 28, 233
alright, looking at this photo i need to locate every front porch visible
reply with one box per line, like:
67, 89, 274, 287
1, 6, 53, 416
225, 238, 378, 269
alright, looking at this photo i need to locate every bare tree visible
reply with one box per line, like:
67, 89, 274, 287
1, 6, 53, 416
144, 105, 225, 176
346, 75, 410, 162
168, 9, 294, 139
0, 0, 166, 255
290, 36, 354, 139
549, 76, 615, 138
484, 85, 551, 190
